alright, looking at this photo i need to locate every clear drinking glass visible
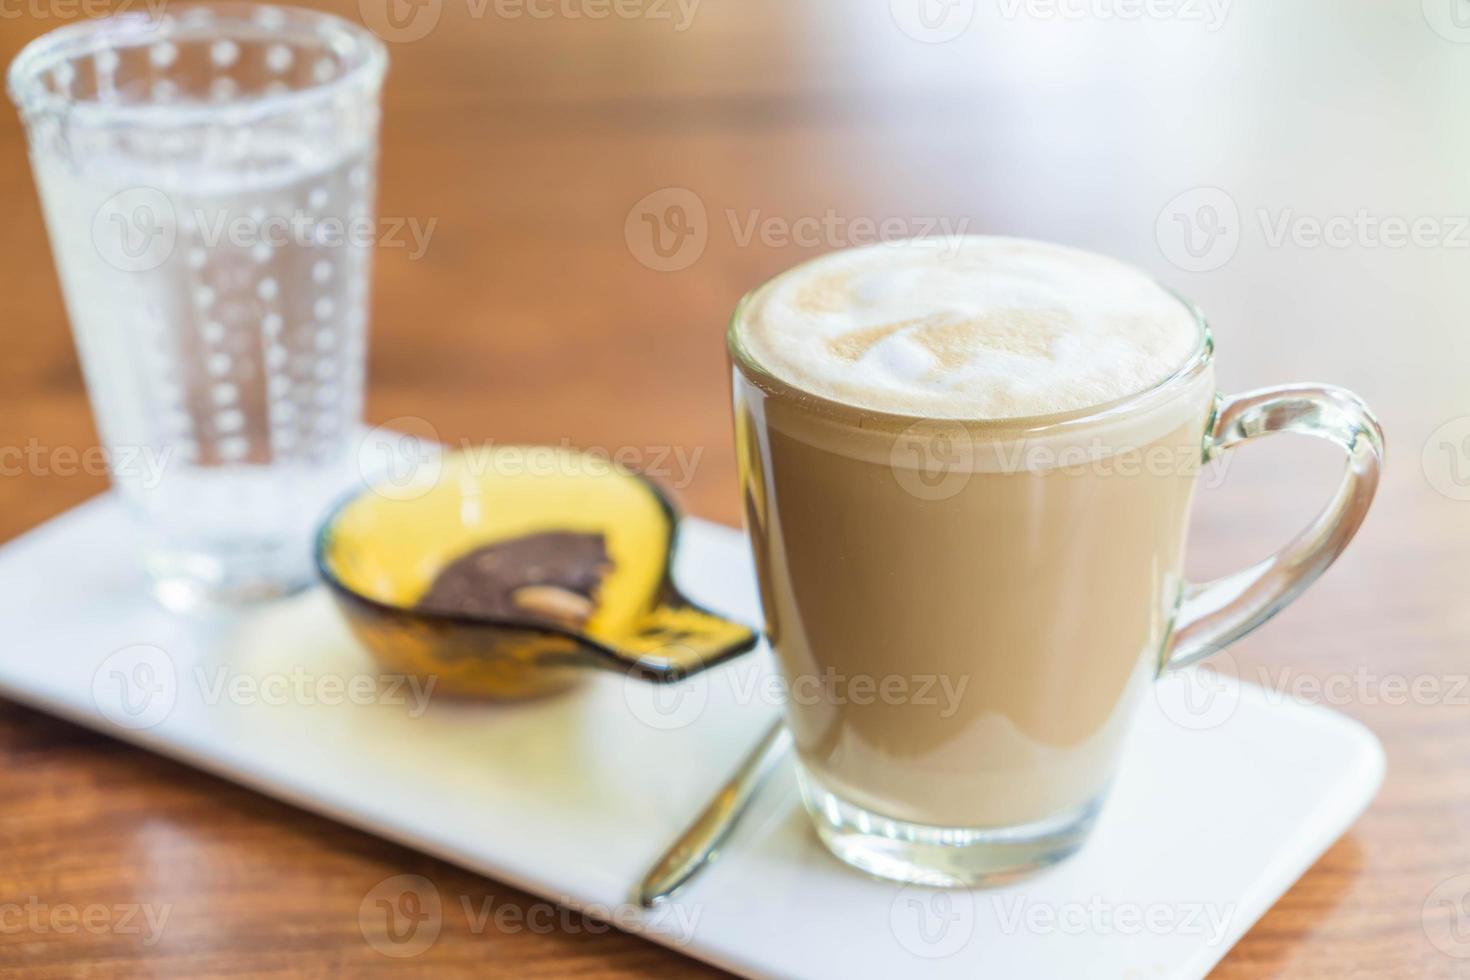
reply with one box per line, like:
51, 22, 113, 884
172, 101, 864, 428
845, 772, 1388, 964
8, 4, 387, 610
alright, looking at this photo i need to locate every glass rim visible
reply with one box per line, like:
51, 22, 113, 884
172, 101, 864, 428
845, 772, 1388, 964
726, 241, 1217, 435
6, 2, 387, 129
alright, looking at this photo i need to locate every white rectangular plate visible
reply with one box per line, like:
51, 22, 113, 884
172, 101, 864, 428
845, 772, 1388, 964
0, 495, 1382, 979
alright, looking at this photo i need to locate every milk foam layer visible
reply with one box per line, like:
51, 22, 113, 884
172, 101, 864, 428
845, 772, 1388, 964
735, 237, 1202, 420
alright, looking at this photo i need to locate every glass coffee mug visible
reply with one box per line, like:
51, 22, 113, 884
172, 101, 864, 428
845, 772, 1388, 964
728, 244, 1383, 886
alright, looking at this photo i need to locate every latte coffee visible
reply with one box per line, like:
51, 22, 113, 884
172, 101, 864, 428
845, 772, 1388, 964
733, 236, 1203, 421
731, 237, 1382, 885
730, 237, 1219, 879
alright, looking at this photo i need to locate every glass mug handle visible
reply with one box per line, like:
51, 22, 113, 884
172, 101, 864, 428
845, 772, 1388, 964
1165, 385, 1385, 670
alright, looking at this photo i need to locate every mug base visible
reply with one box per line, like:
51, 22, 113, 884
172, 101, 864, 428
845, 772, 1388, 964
797, 767, 1104, 888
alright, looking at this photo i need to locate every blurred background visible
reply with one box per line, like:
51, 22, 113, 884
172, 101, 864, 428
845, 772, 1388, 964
2, 1, 1468, 976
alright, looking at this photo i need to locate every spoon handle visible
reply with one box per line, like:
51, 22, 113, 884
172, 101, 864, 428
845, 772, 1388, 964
637, 717, 792, 907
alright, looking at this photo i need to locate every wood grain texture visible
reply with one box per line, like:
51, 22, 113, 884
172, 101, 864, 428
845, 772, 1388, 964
2, 0, 1469, 976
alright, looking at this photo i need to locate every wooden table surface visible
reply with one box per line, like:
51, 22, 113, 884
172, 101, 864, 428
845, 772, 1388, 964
3, 1, 1469, 976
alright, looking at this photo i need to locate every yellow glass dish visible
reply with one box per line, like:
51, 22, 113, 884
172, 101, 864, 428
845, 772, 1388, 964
315, 447, 759, 698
